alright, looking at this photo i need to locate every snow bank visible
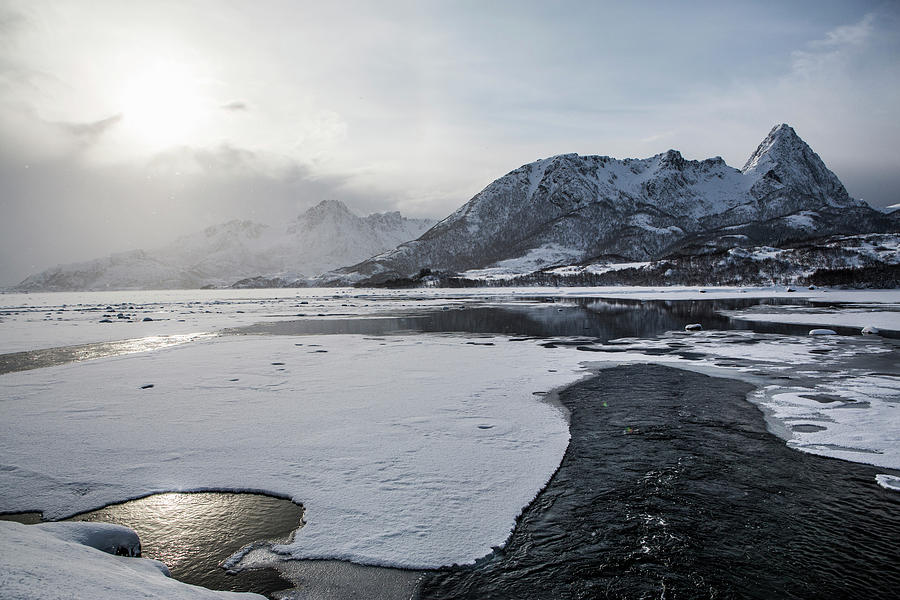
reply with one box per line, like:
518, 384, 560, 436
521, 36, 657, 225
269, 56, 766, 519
0, 521, 262, 599
0, 334, 588, 569
35, 521, 141, 557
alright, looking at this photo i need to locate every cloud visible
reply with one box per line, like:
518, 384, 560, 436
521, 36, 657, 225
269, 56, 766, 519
220, 100, 248, 111
812, 12, 875, 48
55, 113, 122, 146
0, 5, 26, 37
791, 13, 876, 77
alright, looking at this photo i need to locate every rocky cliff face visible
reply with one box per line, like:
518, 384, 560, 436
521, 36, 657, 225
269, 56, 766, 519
328, 125, 894, 285
14, 201, 434, 291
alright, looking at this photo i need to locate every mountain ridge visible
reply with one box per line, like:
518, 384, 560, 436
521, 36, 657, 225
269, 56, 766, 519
14, 201, 434, 291
324, 124, 895, 285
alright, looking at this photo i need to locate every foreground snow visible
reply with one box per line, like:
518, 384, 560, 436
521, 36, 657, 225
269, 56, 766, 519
0, 521, 262, 599
0, 334, 587, 568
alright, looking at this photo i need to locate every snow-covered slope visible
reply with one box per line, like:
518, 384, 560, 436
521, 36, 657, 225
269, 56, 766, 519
0, 521, 262, 599
327, 125, 895, 285
14, 201, 434, 291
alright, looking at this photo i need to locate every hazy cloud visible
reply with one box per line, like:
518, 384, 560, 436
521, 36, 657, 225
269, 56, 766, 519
220, 100, 248, 111
791, 13, 876, 76
55, 113, 122, 147
1, 0, 898, 285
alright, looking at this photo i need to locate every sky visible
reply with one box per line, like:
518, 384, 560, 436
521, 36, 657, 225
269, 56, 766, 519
1, 0, 898, 285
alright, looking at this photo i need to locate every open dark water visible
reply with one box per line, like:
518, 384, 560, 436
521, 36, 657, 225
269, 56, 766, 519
70, 492, 303, 594
417, 365, 900, 600
231, 297, 861, 340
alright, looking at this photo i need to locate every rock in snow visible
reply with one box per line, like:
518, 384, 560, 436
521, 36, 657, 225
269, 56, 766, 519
14, 201, 434, 291
327, 125, 894, 285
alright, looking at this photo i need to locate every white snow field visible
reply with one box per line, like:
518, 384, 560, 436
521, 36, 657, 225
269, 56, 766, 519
0, 333, 590, 568
0, 521, 263, 600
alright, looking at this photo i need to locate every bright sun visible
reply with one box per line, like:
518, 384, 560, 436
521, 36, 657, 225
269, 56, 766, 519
117, 60, 208, 148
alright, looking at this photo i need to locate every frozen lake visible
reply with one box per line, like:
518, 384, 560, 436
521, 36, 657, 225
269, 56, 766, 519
1, 287, 898, 598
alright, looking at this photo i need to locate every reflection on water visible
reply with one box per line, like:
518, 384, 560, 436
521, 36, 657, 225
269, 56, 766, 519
0, 512, 42, 524
233, 297, 821, 340
0, 333, 211, 375
2, 298, 884, 376
65, 492, 303, 596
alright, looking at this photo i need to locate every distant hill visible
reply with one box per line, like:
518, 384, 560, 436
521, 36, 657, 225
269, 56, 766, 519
13, 201, 434, 291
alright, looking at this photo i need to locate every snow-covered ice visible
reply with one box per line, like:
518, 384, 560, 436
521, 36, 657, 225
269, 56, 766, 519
2, 286, 898, 579
0, 334, 590, 568
725, 305, 900, 334
0, 521, 262, 599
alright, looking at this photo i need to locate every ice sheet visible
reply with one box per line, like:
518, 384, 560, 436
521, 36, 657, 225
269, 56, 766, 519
724, 308, 900, 333
2, 290, 898, 572
0, 334, 589, 569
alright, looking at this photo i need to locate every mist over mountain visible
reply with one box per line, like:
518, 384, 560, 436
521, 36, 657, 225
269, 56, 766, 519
324, 125, 896, 286
13, 201, 434, 291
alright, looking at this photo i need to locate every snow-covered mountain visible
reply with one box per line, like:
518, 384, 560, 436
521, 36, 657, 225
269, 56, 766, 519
14, 201, 434, 291
326, 125, 895, 285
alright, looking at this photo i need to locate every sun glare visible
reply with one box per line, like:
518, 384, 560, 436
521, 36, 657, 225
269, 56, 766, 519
117, 61, 208, 149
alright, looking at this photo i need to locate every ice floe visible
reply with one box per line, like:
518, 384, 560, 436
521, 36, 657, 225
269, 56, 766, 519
876, 474, 900, 492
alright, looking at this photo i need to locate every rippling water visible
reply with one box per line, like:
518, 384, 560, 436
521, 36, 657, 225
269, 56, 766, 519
66, 492, 302, 595
417, 364, 900, 599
